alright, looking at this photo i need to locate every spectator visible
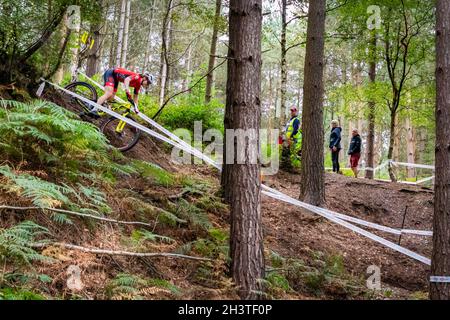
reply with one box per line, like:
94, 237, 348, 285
329, 120, 342, 174
348, 129, 362, 178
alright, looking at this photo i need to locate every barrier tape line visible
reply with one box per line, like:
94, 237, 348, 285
430, 276, 450, 283
77, 70, 434, 190
77, 74, 433, 237
262, 188, 431, 266
76, 71, 221, 170
392, 161, 435, 170
43, 78, 432, 265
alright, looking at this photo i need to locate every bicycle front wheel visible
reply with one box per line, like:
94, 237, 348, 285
64, 82, 98, 116
100, 115, 142, 152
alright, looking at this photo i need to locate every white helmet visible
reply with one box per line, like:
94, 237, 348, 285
142, 71, 155, 85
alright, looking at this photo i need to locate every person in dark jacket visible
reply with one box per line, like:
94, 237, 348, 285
329, 120, 342, 174
348, 129, 362, 178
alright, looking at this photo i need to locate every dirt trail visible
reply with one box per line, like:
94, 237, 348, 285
38, 91, 433, 298
262, 171, 432, 295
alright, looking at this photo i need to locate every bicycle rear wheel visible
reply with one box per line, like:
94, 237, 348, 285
100, 115, 142, 152
64, 82, 98, 116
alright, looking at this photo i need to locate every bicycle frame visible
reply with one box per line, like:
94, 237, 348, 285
98, 101, 133, 134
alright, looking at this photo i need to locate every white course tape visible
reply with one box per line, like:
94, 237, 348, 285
416, 176, 435, 185
391, 161, 435, 171
77, 71, 222, 170
261, 187, 431, 265
261, 185, 432, 237
45, 77, 432, 265
78, 73, 433, 238
430, 276, 450, 283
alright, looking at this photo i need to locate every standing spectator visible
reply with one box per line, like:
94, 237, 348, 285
348, 129, 362, 178
329, 120, 342, 174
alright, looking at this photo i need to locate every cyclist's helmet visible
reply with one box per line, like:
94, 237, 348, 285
142, 71, 155, 85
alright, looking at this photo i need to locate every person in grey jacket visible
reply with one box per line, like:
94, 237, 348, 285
329, 120, 342, 173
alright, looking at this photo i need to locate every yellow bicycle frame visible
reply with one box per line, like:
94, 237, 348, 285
99, 102, 133, 134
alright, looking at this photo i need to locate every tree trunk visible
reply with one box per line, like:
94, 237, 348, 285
121, 0, 131, 67
405, 117, 416, 179
393, 115, 400, 162
387, 106, 398, 182
116, 0, 127, 66
366, 33, 377, 179
143, 0, 156, 70
182, 44, 193, 91
205, 0, 222, 104
86, 22, 102, 77
431, 0, 450, 300
53, 13, 70, 83
222, 0, 264, 300
159, 0, 173, 107
20, 6, 67, 63
299, 0, 326, 207
279, 0, 288, 127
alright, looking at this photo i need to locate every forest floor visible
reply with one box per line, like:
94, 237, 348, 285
114, 132, 433, 300
262, 171, 432, 299
0, 89, 433, 300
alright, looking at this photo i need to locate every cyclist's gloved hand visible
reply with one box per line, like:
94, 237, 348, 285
126, 91, 133, 103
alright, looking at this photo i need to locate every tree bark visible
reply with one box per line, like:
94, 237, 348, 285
366, 33, 377, 179
159, 0, 173, 107
109, 2, 119, 67
299, 0, 326, 207
279, 0, 288, 127
205, 0, 222, 104
431, 0, 450, 300
405, 117, 416, 179
143, 0, 156, 70
20, 6, 67, 63
121, 0, 131, 67
116, 0, 127, 66
86, 22, 102, 76
222, 0, 265, 300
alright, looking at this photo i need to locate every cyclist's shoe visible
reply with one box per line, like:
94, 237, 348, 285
87, 105, 101, 119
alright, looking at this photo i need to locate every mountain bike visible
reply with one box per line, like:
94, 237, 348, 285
64, 81, 141, 152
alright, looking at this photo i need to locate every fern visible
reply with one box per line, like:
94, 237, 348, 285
175, 199, 212, 230
0, 165, 71, 208
106, 274, 181, 300
132, 160, 176, 186
0, 99, 132, 182
131, 229, 175, 244
0, 221, 54, 266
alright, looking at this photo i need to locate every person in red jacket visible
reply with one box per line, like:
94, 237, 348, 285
97, 67, 154, 111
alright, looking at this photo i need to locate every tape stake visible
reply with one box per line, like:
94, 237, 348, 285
430, 276, 450, 283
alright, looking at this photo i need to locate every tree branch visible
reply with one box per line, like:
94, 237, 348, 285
31, 243, 212, 261
0, 205, 156, 228
152, 58, 227, 119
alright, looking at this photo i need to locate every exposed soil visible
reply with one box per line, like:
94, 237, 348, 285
262, 171, 432, 297
1, 91, 434, 300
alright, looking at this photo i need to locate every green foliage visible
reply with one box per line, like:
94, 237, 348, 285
0, 287, 46, 300
265, 272, 292, 295
0, 100, 134, 181
138, 81, 224, 134
130, 229, 175, 245
174, 199, 212, 231
0, 165, 70, 208
132, 160, 176, 187
0, 164, 111, 216
0, 221, 53, 266
125, 195, 187, 227
267, 250, 365, 299
190, 228, 229, 259
105, 273, 181, 300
